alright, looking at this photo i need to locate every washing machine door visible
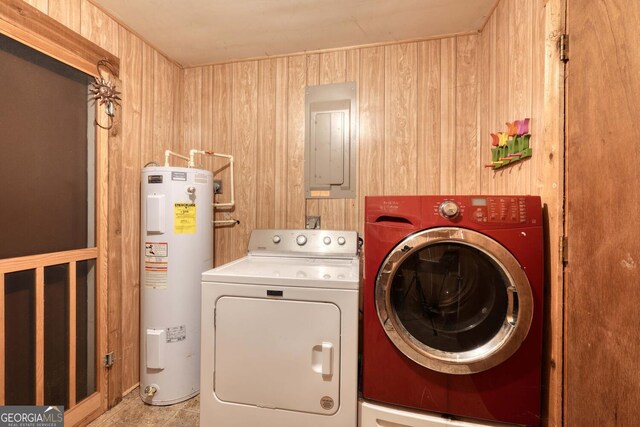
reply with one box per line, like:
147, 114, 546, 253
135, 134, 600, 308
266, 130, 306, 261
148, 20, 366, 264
375, 227, 533, 374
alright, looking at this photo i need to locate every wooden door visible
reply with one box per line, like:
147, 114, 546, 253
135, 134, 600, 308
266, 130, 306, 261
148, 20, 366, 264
0, 2, 118, 424
565, 0, 640, 424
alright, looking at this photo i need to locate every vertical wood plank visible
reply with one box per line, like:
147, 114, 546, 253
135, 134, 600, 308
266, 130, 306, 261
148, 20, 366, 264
384, 43, 418, 195
48, 0, 81, 33
286, 55, 307, 229
68, 261, 77, 408
454, 35, 480, 195
231, 61, 259, 260
274, 58, 289, 229
212, 64, 233, 266
305, 54, 320, 222
35, 267, 44, 405
181, 68, 203, 159
358, 46, 385, 233
506, 0, 533, 194
80, 0, 119, 56
23, 0, 48, 14
256, 59, 277, 229
116, 29, 142, 397
344, 48, 359, 232
152, 54, 177, 163
0, 273, 4, 405
493, 0, 510, 194
479, 14, 494, 194
138, 44, 155, 165
96, 97, 110, 414
531, 0, 546, 194
171, 64, 184, 154
541, 1, 565, 426
318, 51, 347, 230
440, 37, 457, 194
120, 41, 146, 394
417, 40, 442, 195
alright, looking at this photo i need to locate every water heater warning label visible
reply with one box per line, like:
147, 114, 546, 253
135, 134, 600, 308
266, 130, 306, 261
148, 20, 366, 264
166, 325, 186, 343
145, 242, 168, 288
174, 203, 196, 234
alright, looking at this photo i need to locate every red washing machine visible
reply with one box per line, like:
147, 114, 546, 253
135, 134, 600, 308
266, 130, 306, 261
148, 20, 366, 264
362, 195, 544, 426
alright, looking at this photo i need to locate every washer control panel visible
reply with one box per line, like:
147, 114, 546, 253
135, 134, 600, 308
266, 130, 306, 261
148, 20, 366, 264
249, 229, 359, 258
431, 197, 529, 224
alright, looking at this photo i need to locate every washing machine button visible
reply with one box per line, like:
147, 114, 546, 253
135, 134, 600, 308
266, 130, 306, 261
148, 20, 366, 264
323, 236, 332, 245
272, 235, 281, 244
296, 235, 308, 246
337, 236, 346, 245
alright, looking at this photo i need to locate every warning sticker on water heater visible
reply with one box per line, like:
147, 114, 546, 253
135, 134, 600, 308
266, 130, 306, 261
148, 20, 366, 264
145, 242, 168, 289
166, 325, 186, 343
174, 203, 196, 234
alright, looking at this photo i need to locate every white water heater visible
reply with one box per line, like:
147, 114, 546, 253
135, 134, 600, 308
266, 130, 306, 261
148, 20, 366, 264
140, 165, 213, 405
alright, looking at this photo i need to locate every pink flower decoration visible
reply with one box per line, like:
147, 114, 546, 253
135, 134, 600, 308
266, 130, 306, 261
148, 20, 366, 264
517, 118, 530, 135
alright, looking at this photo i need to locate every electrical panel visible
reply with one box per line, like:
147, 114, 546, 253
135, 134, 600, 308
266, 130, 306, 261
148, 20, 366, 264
305, 82, 357, 199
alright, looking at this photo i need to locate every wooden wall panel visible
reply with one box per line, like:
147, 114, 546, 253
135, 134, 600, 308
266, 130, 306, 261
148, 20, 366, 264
357, 46, 385, 233
211, 64, 233, 266
48, 0, 80, 33
439, 37, 457, 194
454, 35, 479, 194
318, 51, 347, 230
119, 38, 146, 395
256, 59, 277, 230
384, 43, 418, 195
344, 49, 360, 232
285, 55, 307, 229
79, 0, 118, 56
417, 40, 441, 195
230, 61, 259, 260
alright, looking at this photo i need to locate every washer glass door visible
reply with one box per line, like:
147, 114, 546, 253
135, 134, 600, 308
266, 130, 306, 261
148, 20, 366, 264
375, 227, 533, 374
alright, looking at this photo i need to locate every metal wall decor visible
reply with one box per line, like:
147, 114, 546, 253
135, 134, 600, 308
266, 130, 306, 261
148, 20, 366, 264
90, 59, 121, 130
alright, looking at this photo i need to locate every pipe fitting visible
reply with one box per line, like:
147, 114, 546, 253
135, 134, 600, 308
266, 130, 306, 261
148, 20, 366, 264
143, 384, 158, 399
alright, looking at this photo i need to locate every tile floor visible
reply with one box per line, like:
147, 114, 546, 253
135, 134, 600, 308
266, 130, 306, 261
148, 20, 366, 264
88, 388, 199, 427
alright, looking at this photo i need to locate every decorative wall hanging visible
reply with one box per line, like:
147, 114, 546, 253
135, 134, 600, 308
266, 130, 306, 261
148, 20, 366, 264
485, 118, 532, 170
90, 59, 121, 130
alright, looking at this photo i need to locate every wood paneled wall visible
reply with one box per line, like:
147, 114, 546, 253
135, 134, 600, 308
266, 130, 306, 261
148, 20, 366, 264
183, 35, 485, 266
31, 0, 183, 399
182, 0, 564, 425
479, 2, 564, 426
31, 0, 564, 423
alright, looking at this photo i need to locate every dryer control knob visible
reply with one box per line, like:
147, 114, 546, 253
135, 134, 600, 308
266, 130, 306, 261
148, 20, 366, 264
296, 235, 308, 246
272, 235, 281, 244
439, 200, 460, 219
323, 236, 332, 245
337, 236, 346, 245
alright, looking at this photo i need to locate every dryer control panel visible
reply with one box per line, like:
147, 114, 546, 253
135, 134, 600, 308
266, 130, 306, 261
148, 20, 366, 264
248, 229, 359, 258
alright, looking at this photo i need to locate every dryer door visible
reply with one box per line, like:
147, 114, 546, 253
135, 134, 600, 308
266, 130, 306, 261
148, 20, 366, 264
214, 296, 341, 414
375, 227, 533, 374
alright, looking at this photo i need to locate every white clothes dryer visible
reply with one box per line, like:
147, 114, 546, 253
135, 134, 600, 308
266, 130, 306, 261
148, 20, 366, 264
201, 229, 360, 427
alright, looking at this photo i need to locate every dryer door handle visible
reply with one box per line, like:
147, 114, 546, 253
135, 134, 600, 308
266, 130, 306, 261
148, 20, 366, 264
321, 342, 333, 376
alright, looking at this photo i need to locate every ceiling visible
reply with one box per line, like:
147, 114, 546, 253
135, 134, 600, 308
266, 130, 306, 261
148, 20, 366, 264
92, 0, 497, 67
